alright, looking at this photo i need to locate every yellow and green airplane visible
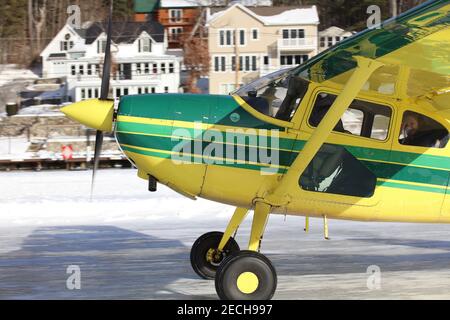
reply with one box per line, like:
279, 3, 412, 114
62, 0, 450, 300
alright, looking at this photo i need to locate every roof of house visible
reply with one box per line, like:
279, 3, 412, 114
319, 26, 355, 36
134, 0, 272, 11
160, 0, 204, 7
75, 21, 165, 45
208, 3, 319, 26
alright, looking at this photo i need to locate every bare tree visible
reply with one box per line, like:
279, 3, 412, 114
182, 8, 210, 93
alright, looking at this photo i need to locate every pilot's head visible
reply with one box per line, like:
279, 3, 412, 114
402, 113, 420, 136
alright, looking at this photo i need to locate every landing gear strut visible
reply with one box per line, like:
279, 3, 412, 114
190, 203, 277, 300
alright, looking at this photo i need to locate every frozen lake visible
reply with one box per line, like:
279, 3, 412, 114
1, 168, 450, 299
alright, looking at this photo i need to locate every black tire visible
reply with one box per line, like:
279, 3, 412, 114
215, 250, 277, 300
190, 231, 240, 280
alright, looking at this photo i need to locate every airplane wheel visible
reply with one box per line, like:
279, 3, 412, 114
215, 250, 277, 300
190, 231, 240, 280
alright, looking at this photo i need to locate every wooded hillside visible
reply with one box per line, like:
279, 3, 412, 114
0, 0, 427, 66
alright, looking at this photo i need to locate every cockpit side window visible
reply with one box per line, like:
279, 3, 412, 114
308, 92, 392, 141
399, 111, 449, 148
235, 69, 310, 122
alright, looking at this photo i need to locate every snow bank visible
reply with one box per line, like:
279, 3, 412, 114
0, 137, 31, 159
0, 65, 38, 87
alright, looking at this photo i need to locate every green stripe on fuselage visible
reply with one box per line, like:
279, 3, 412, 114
117, 120, 450, 171
117, 131, 291, 169
116, 127, 450, 189
121, 145, 285, 173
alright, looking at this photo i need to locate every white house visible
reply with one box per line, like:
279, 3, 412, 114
40, 21, 182, 102
318, 26, 355, 52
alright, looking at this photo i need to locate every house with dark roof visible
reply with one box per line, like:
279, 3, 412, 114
40, 20, 181, 102
133, 0, 273, 49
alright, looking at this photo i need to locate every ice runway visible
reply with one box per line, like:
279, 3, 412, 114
1, 169, 450, 299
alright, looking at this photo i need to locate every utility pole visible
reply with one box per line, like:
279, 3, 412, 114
234, 29, 240, 90
390, 0, 398, 17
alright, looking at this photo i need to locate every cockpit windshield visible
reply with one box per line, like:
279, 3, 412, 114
234, 68, 310, 122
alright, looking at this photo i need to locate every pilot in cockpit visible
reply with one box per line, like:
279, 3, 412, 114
399, 111, 447, 148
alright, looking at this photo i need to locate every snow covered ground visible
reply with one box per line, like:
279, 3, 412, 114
0, 65, 38, 87
0, 137, 30, 159
1, 168, 450, 299
0, 168, 233, 227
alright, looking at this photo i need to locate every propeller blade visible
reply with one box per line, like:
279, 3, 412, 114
100, 4, 113, 101
90, 130, 104, 200
91, 3, 112, 200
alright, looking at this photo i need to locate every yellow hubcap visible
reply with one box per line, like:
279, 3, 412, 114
237, 272, 259, 294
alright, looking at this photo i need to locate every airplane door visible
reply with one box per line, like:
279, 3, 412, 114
287, 90, 395, 220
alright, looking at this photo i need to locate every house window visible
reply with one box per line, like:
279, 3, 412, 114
335, 36, 341, 43
164, 86, 169, 93
136, 63, 142, 74
81, 89, 86, 100
152, 63, 158, 74
232, 55, 257, 72
239, 29, 246, 46
151, 87, 156, 93
138, 87, 142, 94
263, 56, 269, 65
219, 30, 235, 46
169, 63, 174, 73
161, 63, 166, 73
327, 36, 333, 47
169, 27, 183, 41
280, 54, 309, 66
144, 63, 150, 74
320, 37, 325, 47
87, 89, 92, 98
71, 65, 76, 76
123, 88, 129, 96
95, 88, 99, 98
219, 30, 225, 46
139, 38, 152, 53
97, 40, 107, 54
115, 88, 121, 97
87, 64, 92, 76
251, 29, 259, 40
282, 29, 305, 39
226, 30, 232, 46
60, 41, 74, 51
169, 9, 183, 23
79, 65, 84, 75
214, 56, 226, 72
